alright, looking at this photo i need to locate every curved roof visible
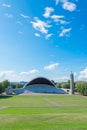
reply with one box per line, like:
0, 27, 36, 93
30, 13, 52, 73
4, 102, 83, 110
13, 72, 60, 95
25, 77, 56, 87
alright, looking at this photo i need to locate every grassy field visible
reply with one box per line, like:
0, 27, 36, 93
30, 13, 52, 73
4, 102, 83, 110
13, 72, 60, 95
0, 94, 87, 130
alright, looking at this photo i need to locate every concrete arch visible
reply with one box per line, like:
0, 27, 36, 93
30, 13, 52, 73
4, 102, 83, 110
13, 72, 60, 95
24, 77, 56, 88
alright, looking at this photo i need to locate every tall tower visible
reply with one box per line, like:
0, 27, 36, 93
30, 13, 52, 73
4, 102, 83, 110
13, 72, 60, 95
70, 72, 74, 94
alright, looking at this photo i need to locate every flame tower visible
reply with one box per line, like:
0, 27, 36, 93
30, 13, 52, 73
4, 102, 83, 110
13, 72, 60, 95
70, 72, 74, 94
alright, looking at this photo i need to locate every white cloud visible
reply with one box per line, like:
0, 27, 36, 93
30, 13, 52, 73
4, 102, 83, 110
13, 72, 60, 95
0, 71, 18, 82
45, 33, 53, 39
78, 68, 87, 80
51, 14, 69, 25
51, 15, 64, 22
59, 20, 69, 24
59, 27, 72, 37
52, 76, 69, 82
2, 3, 11, 8
0, 70, 39, 82
55, 0, 60, 5
31, 17, 51, 34
73, 72, 77, 76
44, 63, 59, 70
20, 13, 30, 19
62, 1, 76, 12
55, 0, 77, 12
0, 71, 15, 76
29, 69, 39, 74
20, 69, 39, 75
43, 7, 54, 18
5, 13, 13, 18
35, 33, 40, 37
51, 15, 64, 19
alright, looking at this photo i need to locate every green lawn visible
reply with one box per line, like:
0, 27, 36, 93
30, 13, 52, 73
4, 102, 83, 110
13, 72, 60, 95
0, 94, 87, 130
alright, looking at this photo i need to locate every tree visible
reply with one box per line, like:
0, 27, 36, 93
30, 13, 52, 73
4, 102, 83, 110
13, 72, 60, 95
0, 83, 2, 93
75, 81, 87, 96
61, 82, 70, 89
56, 81, 70, 89
10, 84, 16, 89
16, 83, 23, 88
2, 80, 10, 88
56, 83, 62, 88
0, 83, 5, 94
0, 80, 10, 93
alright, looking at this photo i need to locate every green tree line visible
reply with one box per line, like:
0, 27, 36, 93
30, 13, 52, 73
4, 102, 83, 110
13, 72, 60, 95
0, 80, 23, 94
55, 80, 87, 96
0, 80, 87, 96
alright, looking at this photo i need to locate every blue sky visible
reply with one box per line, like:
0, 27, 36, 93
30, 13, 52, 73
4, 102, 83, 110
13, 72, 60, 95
0, 0, 87, 82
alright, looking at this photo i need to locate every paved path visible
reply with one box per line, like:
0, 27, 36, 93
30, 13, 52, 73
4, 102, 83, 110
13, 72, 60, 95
0, 106, 9, 110
44, 98, 61, 106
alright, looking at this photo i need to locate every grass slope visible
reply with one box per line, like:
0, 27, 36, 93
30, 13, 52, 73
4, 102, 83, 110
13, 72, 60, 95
0, 94, 87, 130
